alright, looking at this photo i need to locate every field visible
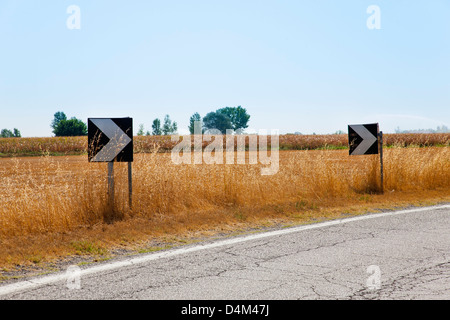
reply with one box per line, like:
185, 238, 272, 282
1, 133, 449, 157
0, 134, 449, 270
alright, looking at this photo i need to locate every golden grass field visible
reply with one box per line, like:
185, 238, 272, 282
1, 133, 449, 156
0, 134, 449, 270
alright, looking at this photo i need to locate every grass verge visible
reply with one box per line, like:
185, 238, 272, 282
0, 189, 448, 277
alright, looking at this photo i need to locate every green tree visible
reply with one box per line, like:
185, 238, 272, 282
51, 111, 86, 136
202, 112, 233, 134
1, 129, 11, 137
188, 112, 202, 134
216, 106, 250, 132
152, 118, 162, 135
53, 118, 87, 136
1, 128, 21, 138
172, 121, 178, 134
137, 124, 145, 136
162, 114, 177, 135
51, 111, 67, 132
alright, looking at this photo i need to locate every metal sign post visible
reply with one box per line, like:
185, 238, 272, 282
108, 162, 115, 209
128, 162, 132, 209
378, 131, 384, 194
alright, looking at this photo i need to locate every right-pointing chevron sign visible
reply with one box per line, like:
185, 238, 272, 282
88, 118, 133, 162
348, 123, 379, 155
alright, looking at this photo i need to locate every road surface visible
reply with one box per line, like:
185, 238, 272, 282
1, 204, 449, 300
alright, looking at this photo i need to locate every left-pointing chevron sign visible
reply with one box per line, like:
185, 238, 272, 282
348, 123, 379, 156
88, 118, 133, 162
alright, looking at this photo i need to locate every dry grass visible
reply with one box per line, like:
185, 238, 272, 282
0, 137, 87, 157
1, 133, 449, 157
0, 146, 449, 268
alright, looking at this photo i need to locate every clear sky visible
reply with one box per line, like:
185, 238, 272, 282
0, 0, 449, 137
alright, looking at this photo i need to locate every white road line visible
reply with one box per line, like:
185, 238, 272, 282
1, 204, 449, 297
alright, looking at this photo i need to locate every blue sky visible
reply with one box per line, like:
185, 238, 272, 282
0, 0, 449, 137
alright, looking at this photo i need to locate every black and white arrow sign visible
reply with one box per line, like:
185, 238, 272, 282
348, 123, 379, 155
88, 118, 133, 162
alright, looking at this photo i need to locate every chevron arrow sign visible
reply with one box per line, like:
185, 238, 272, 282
88, 118, 133, 162
348, 123, 379, 155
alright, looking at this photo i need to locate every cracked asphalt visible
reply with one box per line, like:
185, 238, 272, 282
1, 205, 449, 300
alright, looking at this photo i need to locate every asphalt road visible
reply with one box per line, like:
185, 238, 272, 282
1, 204, 449, 300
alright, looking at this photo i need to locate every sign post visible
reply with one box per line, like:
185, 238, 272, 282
128, 162, 132, 209
348, 123, 383, 193
378, 131, 383, 194
108, 162, 115, 209
88, 117, 133, 211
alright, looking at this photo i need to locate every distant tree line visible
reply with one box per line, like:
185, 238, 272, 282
137, 106, 251, 136
137, 114, 178, 136
192, 106, 250, 134
1, 110, 88, 138
49, 105, 250, 138
395, 125, 449, 134
0, 128, 21, 138
51, 111, 87, 136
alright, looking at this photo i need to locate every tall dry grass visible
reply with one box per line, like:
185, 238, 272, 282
1, 133, 449, 156
0, 147, 448, 240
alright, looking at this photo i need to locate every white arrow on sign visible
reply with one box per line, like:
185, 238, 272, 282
91, 119, 132, 162
350, 125, 377, 155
